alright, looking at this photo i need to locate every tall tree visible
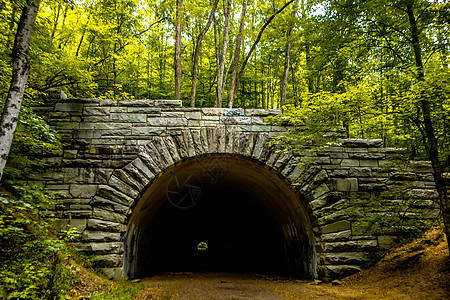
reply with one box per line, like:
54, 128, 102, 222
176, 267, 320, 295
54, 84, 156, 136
0, 0, 41, 180
228, 0, 248, 108
230, 0, 294, 107
405, 1, 450, 250
214, 0, 232, 108
174, 0, 183, 100
190, 0, 220, 107
280, 0, 300, 107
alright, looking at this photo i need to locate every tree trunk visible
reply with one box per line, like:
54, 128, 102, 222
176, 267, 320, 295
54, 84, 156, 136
281, 0, 299, 108
190, 0, 220, 107
230, 0, 294, 107
215, 0, 231, 108
228, 0, 248, 108
0, 0, 41, 181
406, 4, 450, 251
174, 0, 183, 100
50, 2, 61, 42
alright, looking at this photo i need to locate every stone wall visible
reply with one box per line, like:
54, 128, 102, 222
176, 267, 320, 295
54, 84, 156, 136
30, 98, 439, 279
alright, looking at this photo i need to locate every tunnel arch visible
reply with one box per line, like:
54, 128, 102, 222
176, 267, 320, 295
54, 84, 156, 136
95, 130, 328, 279
124, 154, 317, 279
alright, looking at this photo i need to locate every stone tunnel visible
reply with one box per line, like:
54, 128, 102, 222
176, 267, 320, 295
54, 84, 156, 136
30, 98, 440, 279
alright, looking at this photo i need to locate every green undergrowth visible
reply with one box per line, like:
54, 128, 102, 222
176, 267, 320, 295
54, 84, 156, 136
0, 183, 146, 299
0, 183, 79, 299
90, 280, 146, 300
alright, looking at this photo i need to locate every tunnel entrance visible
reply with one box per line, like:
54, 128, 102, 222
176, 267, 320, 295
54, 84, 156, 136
125, 155, 317, 279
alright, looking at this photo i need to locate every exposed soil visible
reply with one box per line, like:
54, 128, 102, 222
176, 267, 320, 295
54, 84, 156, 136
134, 227, 450, 300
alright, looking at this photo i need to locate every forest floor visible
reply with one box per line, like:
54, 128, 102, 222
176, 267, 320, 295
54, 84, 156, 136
73, 226, 449, 299
131, 226, 449, 300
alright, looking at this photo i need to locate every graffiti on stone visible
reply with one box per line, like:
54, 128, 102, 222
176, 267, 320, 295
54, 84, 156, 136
220, 109, 249, 124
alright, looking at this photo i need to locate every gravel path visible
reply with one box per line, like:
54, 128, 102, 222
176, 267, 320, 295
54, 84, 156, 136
135, 272, 342, 300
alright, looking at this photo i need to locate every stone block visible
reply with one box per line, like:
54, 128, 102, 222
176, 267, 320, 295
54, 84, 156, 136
101, 130, 132, 137
55, 102, 83, 112
322, 252, 371, 265
310, 183, 330, 200
92, 208, 127, 224
320, 265, 361, 278
188, 120, 201, 127
68, 218, 87, 233
94, 123, 131, 130
203, 115, 220, 121
407, 189, 439, 199
62, 210, 92, 218
85, 107, 110, 116
95, 185, 133, 206
148, 117, 187, 127
99, 99, 117, 106
101, 268, 123, 279
314, 157, 331, 165
202, 108, 226, 116
87, 219, 125, 232
108, 175, 139, 199
238, 125, 272, 132
341, 159, 360, 167
359, 159, 379, 167
377, 236, 397, 249
155, 99, 182, 107
317, 211, 347, 226
132, 126, 166, 136
91, 254, 122, 267
252, 133, 269, 159
185, 111, 202, 120
127, 107, 161, 114
161, 111, 185, 118
340, 139, 383, 148
321, 240, 378, 252
110, 113, 146, 123
348, 167, 371, 178
130, 159, 154, 183
321, 220, 351, 234
336, 178, 358, 192
330, 170, 348, 177
320, 230, 352, 242
119, 99, 155, 107
73, 242, 123, 254
57, 122, 79, 130
113, 168, 145, 191
348, 152, 385, 159
244, 109, 281, 116
110, 107, 128, 113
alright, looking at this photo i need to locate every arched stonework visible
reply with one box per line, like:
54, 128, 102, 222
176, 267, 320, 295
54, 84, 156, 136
33, 99, 439, 280
91, 128, 330, 279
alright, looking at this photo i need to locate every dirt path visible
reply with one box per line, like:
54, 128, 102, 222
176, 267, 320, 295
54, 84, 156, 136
135, 272, 345, 300
134, 229, 449, 300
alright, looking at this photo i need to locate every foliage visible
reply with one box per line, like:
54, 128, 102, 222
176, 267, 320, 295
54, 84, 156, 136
90, 280, 146, 300
0, 184, 79, 299
266, 93, 346, 153
0, 105, 62, 182
341, 190, 435, 240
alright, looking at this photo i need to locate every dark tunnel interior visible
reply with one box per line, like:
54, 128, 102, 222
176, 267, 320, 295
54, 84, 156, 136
124, 155, 317, 279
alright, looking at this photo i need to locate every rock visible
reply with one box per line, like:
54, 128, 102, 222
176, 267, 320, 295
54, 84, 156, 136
341, 139, 383, 148
310, 280, 323, 285
331, 280, 342, 286
321, 220, 351, 234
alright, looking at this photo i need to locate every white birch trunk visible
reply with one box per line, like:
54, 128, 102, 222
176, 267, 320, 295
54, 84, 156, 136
0, 0, 41, 180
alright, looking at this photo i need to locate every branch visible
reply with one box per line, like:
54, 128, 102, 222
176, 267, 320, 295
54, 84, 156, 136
235, 0, 295, 94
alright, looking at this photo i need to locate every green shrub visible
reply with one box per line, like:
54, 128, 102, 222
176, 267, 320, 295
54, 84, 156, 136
0, 184, 78, 299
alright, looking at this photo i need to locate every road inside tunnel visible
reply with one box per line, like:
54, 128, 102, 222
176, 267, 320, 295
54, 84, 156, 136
124, 155, 317, 279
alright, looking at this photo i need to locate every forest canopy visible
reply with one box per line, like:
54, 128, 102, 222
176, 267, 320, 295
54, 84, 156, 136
0, 0, 448, 158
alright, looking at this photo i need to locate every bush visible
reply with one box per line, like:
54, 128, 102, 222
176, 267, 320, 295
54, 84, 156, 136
0, 184, 79, 299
